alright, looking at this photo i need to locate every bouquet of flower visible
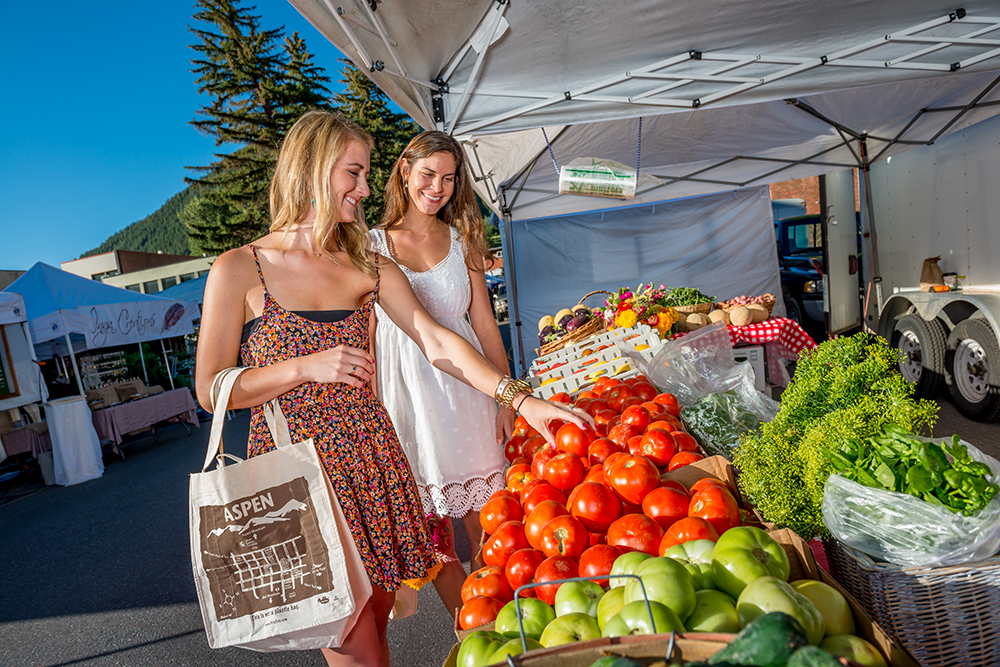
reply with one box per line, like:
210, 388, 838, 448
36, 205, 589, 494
598, 283, 680, 338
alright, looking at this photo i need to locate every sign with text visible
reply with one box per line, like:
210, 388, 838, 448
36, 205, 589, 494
79, 300, 195, 349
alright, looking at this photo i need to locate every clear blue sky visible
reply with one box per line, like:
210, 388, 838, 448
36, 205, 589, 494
0, 1, 353, 271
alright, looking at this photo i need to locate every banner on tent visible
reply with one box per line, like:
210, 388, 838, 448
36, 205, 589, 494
80, 301, 195, 349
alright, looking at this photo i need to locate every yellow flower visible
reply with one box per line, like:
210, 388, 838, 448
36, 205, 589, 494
656, 308, 678, 338
615, 309, 638, 329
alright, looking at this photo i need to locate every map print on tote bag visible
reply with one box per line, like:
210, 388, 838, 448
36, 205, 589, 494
199, 476, 336, 621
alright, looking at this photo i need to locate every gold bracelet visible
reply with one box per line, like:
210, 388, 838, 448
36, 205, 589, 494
494, 376, 512, 405
497, 378, 533, 409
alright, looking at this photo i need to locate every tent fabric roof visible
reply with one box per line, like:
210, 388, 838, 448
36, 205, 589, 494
290, 1, 1000, 135
2, 263, 168, 344
290, 1, 1000, 218
158, 273, 207, 306
0, 292, 26, 326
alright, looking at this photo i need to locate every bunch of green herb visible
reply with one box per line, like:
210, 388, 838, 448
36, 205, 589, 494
682, 392, 763, 459
732, 332, 938, 539
663, 286, 715, 307
824, 426, 998, 515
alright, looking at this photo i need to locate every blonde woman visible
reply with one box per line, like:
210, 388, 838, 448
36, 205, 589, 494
369, 131, 512, 617
196, 112, 592, 667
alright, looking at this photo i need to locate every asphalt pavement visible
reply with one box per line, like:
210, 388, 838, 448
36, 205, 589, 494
1, 394, 998, 667
0, 411, 466, 667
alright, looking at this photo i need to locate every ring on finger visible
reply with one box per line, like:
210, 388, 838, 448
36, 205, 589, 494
351, 365, 356, 373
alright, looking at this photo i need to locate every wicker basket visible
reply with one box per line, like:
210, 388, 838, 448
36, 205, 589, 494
715, 295, 776, 315
673, 302, 714, 315
538, 290, 610, 357
824, 537, 1000, 667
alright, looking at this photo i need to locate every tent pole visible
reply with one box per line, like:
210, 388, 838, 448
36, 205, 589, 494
64, 334, 85, 396
500, 189, 526, 377
138, 343, 148, 385
160, 338, 175, 390
23, 322, 48, 402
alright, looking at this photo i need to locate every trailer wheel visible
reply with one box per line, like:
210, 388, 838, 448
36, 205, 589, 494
945, 319, 1000, 422
891, 314, 946, 399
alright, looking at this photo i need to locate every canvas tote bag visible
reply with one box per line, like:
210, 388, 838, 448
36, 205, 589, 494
189, 367, 372, 651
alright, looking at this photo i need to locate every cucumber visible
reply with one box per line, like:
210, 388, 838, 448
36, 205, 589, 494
786, 646, 845, 667
707, 612, 808, 667
587, 657, 646, 667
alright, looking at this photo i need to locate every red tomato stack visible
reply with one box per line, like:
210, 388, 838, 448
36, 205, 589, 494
457, 376, 745, 630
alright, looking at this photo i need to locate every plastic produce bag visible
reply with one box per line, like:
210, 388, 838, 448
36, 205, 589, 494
822, 437, 1000, 567
619, 321, 735, 408
618, 321, 779, 458
680, 367, 780, 460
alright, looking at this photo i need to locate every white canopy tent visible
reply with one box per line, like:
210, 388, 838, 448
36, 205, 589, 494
0, 292, 46, 413
3, 264, 198, 394
289, 0, 1000, 371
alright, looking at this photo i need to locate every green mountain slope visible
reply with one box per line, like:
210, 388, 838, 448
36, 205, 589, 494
80, 187, 198, 258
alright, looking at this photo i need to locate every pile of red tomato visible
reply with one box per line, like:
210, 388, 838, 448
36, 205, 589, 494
458, 375, 746, 631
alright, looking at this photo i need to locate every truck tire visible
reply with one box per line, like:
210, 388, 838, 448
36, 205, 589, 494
945, 319, 1000, 422
891, 314, 946, 399
784, 297, 804, 325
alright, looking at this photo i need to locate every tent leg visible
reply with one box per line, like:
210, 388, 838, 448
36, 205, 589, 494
23, 321, 48, 403
138, 343, 148, 385
501, 204, 526, 376
161, 339, 175, 390
64, 334, 85, 396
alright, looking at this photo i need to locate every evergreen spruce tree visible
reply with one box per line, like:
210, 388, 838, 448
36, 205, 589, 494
334, 58, 419, 226
185, 0, 332, 254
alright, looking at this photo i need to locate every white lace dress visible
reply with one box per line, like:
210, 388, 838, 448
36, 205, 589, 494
369, 227, 506, 518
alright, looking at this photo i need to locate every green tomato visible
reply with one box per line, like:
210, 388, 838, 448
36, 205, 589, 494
486, 637, 544, 664
685, 589, 740, 633
664, 539, 717, 590
623, 557, 697, 621
601, 600, 685, 637
456, 630, 507, 667
538, 612, 602, 648
711, 526, 790, 600
596, 585, 627, 631
554, 580, 605, 618
609, 551, 652, 588
495, 598, 556, 640
820, 635, 888, 667
791, 580, 855, 637
737, 576, 824, 645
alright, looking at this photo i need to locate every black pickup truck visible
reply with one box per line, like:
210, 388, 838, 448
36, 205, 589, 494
775, 214, 825, 329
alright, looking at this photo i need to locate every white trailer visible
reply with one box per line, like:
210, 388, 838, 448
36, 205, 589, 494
859, 112, 1000, 421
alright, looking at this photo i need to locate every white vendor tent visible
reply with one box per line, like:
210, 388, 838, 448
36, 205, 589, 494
3, 263, 198, 394
289, 0, 1000, 372
0, 292, 46, 412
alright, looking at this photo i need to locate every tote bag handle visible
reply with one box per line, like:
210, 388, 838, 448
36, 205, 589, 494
202, 367, 298, 472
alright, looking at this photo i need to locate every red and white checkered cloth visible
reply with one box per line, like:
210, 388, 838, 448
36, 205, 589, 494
727, 317, 817, 385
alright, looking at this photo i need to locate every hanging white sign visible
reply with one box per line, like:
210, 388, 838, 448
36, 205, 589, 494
79, 301, 195, 349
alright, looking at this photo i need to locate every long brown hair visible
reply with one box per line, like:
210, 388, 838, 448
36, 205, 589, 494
269, 111, 377, 278
380, 131, 494, 270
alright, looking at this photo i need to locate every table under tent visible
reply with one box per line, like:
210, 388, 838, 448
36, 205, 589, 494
288, 0, 1000, 375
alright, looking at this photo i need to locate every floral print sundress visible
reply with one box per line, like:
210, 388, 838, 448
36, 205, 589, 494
242, 246, 436, 591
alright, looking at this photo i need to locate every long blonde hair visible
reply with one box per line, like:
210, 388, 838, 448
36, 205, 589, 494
379, 131, 494, 270
269, 111, 377, 278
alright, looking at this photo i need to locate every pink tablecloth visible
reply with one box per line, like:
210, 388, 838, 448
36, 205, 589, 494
725, 317, 818, 385
91, 388, 200, 446
1, 424, 53, 459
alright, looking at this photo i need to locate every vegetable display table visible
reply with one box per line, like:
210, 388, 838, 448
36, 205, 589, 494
0, 423, 52, 459
724, 317, 817, 386
90, 388, 199, 446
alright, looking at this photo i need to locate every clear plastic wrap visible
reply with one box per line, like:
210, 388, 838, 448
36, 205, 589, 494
822, 437, 1000, 567
618, 322, 779, 458
619, 321, 735, 408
